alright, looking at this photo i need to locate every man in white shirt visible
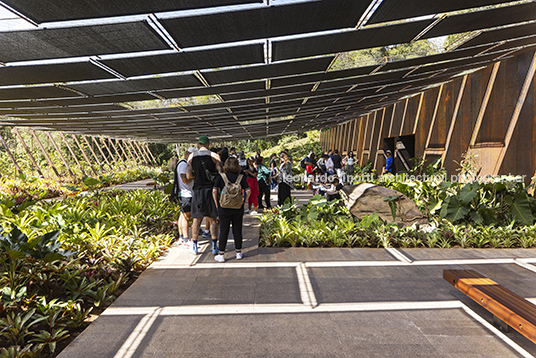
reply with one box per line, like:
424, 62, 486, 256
325, 155, 335, 175
177, 147, 196, 247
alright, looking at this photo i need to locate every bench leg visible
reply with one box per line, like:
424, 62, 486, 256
493, 315, 511, 333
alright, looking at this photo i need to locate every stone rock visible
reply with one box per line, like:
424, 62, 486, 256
340, 183, 428, 226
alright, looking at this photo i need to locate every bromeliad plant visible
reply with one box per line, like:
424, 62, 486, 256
0, 189, 178, 357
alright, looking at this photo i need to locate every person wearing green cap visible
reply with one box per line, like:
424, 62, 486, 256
186, 135, 223, 255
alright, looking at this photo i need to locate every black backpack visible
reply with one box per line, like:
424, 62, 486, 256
300, 156, 309, 169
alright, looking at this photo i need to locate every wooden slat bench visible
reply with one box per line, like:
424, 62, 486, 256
444, 269, 536, 344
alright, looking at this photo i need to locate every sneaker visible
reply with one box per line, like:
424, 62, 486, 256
243, 209, 250, 214
212, 241, 219, 255
214, 254, 225, 263
202, 230, 211, 238
188, 241, 198, 255
178, 236, 184, 245
236, 251, 243, 260
182, 238, 190, 249
250, 211, 259, 216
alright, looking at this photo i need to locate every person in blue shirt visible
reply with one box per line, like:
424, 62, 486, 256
383, 150, 394, 174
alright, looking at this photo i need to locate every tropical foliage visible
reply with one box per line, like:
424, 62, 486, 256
0, 190, 178, 357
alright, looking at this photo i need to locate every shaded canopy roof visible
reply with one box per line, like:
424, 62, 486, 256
0, 0, 535, 142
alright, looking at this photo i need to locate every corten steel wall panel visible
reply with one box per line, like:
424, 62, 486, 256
428, 79, 462, 148
415, 86, 441, 157
357, 117, 365, 163
369, 112, 382, 163
478, 56, 520, 143
498, 50, 536, 179
362, 115, 371, 151
444, 66, 492, 173
401, 95, 421, 136
390, 100, 406, 137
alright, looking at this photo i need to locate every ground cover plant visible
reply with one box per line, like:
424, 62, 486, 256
260, 171, 536, 249
0, 189, 178, 357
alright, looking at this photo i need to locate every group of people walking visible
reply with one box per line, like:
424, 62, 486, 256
171, 135, 295, 263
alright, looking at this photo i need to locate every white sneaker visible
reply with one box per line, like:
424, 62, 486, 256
214, 254, 225, 263
250, 211, 259, 216
243, 209, 250, 214
236, 251, 243, 260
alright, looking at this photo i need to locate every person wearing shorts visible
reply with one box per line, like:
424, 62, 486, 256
177, 147, 196, 247
187, 135, 223, 255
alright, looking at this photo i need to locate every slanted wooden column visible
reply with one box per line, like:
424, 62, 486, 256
100, 137, 120, 168
13, 128, 43, 177
127, 140, 142, 163
91, 136, 112, 169
134, 141, 150, 165
144, 142, 157, 165
59, 132, 86, 176
139, 142, 154, 165
122, 139, 139, 164
116, 139, 133, 164
0, 132, 23, 175
82, 135, 105, 171
29, 129, 60, 178
71, 134, 98, 176
108, 138, 127, 168
45, 132, 74, 176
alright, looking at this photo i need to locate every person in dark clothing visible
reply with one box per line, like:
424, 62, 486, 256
332, 149, 343, 181
256, 156, 271, 210
220, 147, 229, 165
326, 178, 343, 202
277, 152, 293, 206
186, 135, 223, 255
212, 157, 250, 262
383, 150, 394, 174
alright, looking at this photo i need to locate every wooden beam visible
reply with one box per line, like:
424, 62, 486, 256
100, 137, 120, 168
374, 109, 386, 170
470, 62, 501, 147
494, 51, 536, 175
134, 141, 150, 165
412, 93, 425, 134
123, 139, 139, 164
91, 136, 112, 169
116, 139, 133, 164
45, 132, 74, 176
0, 132, 23, 175
29, 129, 60, 178
59, 132, 86, 176
398, 98, 409, 136
82, 135, 106, 171
388, 102, 396, 137
72, 134, 98, 176
13, 127, 43, 177
442, 75, 468, 164
143, 142, 157, 165
128, 140, 143, 163
108, 138, 126, 168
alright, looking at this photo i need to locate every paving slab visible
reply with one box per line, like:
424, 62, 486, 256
57, 190, 536, 358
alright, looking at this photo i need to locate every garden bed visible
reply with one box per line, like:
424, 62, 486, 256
0, 189, 179, 357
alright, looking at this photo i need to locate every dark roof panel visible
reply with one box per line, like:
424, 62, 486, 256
102, 44, 265, 77
272, 19, 433, 61
0, 21, 169, 63
220, 84, 314, 101
367, 0, 508, 25
459, 22, 536, 49
162, 0, 370, 48
271, 64, 377, 88
1, 0, 262, 23
0, 86, 82, 100
0, 62, 116, 86
202, 57, 334, 85
423, 2, 536, 40
66, 75, 203, 96
156, 81, 266, 99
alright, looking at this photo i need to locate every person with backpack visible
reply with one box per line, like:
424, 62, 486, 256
171, 147, 197, 247
186, 135, 223, 255
212, 157, 250, 263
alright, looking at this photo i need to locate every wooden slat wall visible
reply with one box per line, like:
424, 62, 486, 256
320, 48, 536, 184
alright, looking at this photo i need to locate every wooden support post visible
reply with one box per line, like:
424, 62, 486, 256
134, 141, 149, 165
100, 137, 120, 168
120, 139, 136, 164
442, 75, 468, 164
82, 135, 106, 171
72, 134, 98, 177
144, 143, 157, 165
128, 140, 143, 164
29, 129, 60, 178
91, 136, 112, 169
470, 62, 501, 147
59, 132, 86, 177
0, 132, 23, 175
116, 139, 132, 164
109, 138, 127, 168
124, 140, 139, 164
13, 127, 43, 177
45, 132, 74, 176
131, 141, 147, 164
424, 84, 445, 160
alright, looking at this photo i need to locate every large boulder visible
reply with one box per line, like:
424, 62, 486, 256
340, 183, 427, 226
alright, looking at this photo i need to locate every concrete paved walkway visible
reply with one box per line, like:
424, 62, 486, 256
57, 190, 536, 358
